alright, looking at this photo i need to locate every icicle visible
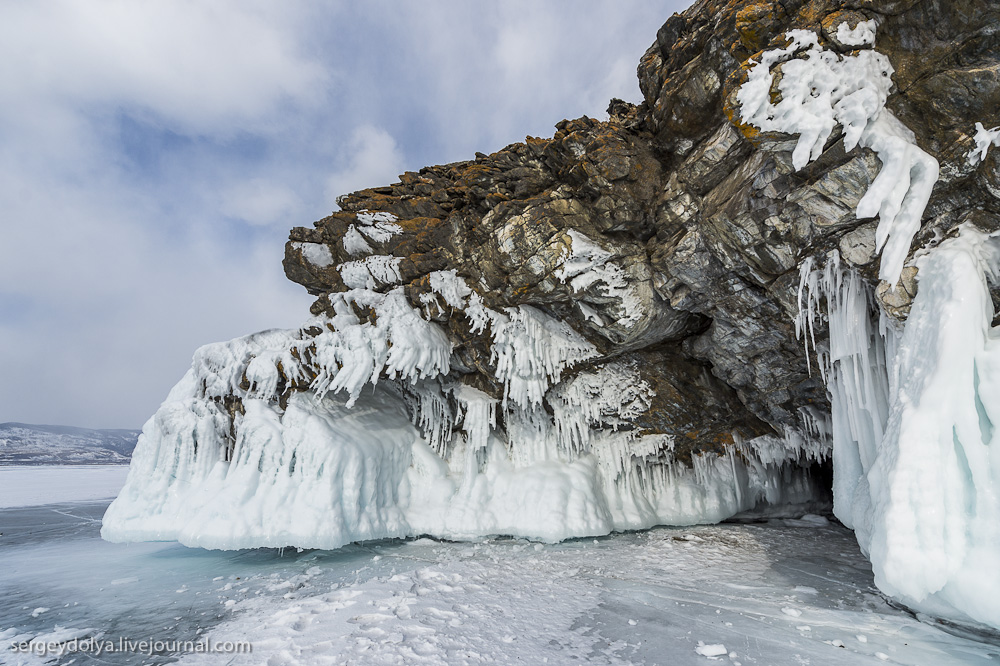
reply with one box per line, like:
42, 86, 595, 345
795, 251, 895, 528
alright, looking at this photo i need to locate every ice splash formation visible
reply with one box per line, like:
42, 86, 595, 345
737, 24, 939, 285
104, 256, 825, 550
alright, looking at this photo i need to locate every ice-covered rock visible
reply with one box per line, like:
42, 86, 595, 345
108, 0, 1000, 632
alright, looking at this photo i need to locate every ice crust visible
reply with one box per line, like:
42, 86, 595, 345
798, 230, 1000, 629
737, 25, 939, 285
104, 269, 826, 551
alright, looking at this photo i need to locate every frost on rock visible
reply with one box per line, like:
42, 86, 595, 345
737, 26, 939, 285
968, 122, 1000, 166
337, 255, 403, 290
105, 273, 826, 551
797, 231, 1000, 629
555, 230, 644, 328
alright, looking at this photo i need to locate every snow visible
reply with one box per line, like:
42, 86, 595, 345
425, 269, 472, 309
337, 210, 402, 257
837, 20, 877, 47
355, 210, 403, 243
555, 230, 643, 328
342, 226, 372, 256
8, 489, 1000, 665
290, 241, 333, 268
968, 122, 1000, 166
797, 228, 1000, 630
0, 465, 129, 508
738, 26, 939, 286
337, 254, 403, 289
695, 642, 727, 658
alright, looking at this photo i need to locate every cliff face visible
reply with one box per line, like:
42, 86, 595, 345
105, 0, 1000, 630
284, 0, 1000, 454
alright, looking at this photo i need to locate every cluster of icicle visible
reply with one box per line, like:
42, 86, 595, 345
738, 22, 939, 286
103, 213, 828, 552
797, 229, 1000, 630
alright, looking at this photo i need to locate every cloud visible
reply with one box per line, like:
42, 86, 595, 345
219, 180, 302, 227
0, 0, 688, 428
0, 0, 325, 134
325, 126, 406, 208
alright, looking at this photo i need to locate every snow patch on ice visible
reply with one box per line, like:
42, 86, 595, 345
695, 642, 728, 657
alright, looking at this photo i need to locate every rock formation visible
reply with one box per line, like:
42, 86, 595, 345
105, 0, 1000, 631
284, 0, 999, 452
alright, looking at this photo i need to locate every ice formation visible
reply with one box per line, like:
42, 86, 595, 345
555, 230, 643, 328
968, 121, 1000, 166
836, 19, 876, 47
798, 229, 1000, 629
738, 24, 939, 285
104, 266, 826, 551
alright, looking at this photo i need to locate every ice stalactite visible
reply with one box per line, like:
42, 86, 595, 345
738, 23, 939, 285
796, 252, 897, 530
799, 230, 1000, 629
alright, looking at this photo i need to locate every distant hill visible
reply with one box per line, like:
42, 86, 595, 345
0, 422, 140, 465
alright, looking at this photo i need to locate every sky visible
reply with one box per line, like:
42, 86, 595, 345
0, 0, 690, 429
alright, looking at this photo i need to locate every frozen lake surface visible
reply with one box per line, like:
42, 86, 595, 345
1, 468, 998, 665
0, 465, 129, 509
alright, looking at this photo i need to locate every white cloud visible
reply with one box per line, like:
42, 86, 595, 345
0, 0, 325, 134
325, 126, 406, 207
219, 180, 302, 227
0, 0, 690, 428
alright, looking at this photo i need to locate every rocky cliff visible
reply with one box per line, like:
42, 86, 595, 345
105, 0, 1000, 630
283, 0, 999, 456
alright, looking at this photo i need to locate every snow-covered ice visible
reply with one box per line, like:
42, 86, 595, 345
6, 492, 999, 665
0, 465, 129, 508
